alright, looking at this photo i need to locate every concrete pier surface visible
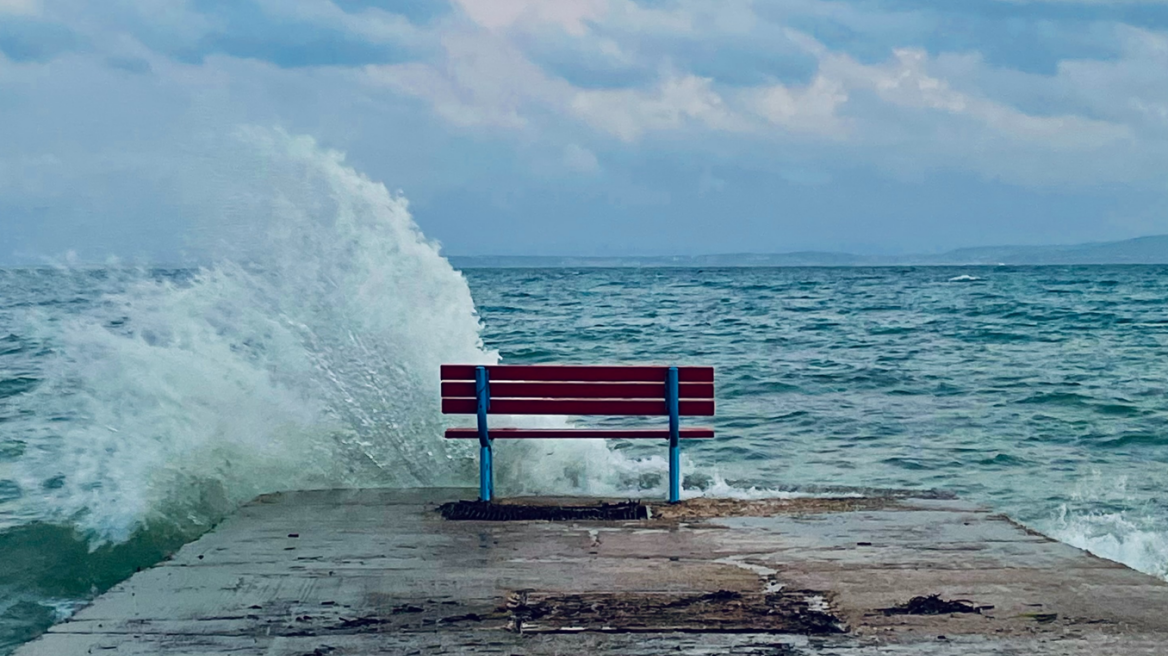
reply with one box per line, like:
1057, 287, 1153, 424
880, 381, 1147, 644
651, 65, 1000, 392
16, 488, 1168, 655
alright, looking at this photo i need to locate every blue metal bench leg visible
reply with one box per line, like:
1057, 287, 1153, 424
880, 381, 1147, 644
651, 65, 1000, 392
668, 437, 680, 503
667, 366, 681, 503
480, 442, 492, 502
476, 366, 492, 502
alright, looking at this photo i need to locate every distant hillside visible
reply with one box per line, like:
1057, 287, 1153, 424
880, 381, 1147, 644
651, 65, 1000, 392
927, 235, 1168, 265
447, 251, 876, 268
448, 235, 1168, 268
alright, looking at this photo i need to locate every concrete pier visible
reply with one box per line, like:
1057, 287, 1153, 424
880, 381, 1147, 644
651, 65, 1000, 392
16, 488, 1168, 655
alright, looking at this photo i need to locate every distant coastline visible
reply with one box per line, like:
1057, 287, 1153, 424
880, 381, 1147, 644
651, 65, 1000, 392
448, 235, 1168, 268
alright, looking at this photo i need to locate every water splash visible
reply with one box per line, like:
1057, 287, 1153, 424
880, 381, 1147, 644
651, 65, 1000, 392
1040, 474, 1168, 581
1047, 509, 1168, 581
4, 129, 652, 547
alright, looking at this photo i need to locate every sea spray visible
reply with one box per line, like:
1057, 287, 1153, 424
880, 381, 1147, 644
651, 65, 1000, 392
0, 130, 680, 651
1046, 508, 1168, 581
4, 129, 656, 550
1040, 474, 1168, 581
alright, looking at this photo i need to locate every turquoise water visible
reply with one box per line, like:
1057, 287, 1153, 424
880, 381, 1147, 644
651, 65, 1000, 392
2, 265, 1167, 652
468, 266, 1168, 549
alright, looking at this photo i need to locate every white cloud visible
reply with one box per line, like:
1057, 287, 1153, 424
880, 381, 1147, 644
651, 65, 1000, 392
603, 0, 695, 34
818, 46, 1131, 152
357, 7, 1140, 169
744, 75, 849, 137
1005, 0, 1168, 4
0, 0, 39, 15
4, 0, 1168, 262
868, 49, 970, 113
454, 0, 607, 35
1130, 98, 1168, 123
571, 74, 745, 141
253, 0, 425, 45
364, 31, 569, 129
1047, 27, 1168, 130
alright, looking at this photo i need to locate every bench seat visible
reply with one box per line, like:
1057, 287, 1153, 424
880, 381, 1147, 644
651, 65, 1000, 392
441, 363, 715, 502
444, 427, 715, 439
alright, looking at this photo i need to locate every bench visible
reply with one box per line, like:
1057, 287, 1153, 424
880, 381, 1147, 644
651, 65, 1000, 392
441, 364, 715, 503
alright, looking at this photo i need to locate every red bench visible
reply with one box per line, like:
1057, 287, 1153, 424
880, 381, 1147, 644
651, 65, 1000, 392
441, 364, 715, 503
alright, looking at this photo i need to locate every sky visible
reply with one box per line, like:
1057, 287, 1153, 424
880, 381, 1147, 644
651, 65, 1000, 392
2, 0, 1168, 263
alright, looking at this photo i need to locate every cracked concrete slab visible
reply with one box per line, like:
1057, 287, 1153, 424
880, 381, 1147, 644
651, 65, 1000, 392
15, 488, 1168, 655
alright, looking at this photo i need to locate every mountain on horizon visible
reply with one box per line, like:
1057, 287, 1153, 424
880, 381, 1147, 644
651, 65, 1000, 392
448, 235, 1168, 268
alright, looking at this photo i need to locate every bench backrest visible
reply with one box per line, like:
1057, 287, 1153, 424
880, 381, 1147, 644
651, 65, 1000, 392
440, 364, 714, 416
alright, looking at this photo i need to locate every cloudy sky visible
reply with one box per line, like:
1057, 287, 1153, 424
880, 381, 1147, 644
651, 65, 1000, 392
2, 0, 1168, 263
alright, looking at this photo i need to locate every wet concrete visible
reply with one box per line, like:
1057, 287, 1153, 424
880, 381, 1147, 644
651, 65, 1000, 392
15, 488, 1168, 655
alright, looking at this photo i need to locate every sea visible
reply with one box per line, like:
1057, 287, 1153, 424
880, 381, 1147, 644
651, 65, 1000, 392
2, 135, 1167, 653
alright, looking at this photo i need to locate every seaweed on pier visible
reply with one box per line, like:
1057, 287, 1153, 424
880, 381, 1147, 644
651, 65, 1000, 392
880, 595, 984, 616
501, 589, 846, 635
438, 500, 648, 521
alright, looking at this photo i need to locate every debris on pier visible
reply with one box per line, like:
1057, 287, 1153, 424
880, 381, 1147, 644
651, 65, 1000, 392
14, 488, 1168, 655
438, 499, 648, 521
499, 589, 846, 635
879, 594, 985, 616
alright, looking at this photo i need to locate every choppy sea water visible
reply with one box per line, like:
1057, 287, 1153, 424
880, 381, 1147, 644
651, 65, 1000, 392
468, 266, 1168, 560
4, 265, 1168, 652
1, 133, 1167, 652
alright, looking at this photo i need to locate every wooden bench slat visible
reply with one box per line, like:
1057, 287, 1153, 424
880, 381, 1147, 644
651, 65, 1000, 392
445, 427, 715, 439
440, 381, 714, 400
440, 362, 716, 503
441, 398, 715, 416
440, 364, 714, 383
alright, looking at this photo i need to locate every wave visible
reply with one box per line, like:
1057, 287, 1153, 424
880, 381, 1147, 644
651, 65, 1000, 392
1038, 474, 1168, 582
3, 128, 686, 651
1046, 507, 1168, 581
5, 129, 652, 548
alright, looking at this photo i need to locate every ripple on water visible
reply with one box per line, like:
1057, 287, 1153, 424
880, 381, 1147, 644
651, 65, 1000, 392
0, 378, 38, 400
1093, 403, 1144, 417
0, 441, 24, 459
1017, 392, 1094, 407
0, 335, 26, 357
1096, 433, 1168, 449
976, 453, 1027, 467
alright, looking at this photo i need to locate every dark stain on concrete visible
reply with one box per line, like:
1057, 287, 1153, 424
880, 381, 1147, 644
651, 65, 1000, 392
439, 500, 649, 521
502, 589, 846, 635
879, 595, 985, 616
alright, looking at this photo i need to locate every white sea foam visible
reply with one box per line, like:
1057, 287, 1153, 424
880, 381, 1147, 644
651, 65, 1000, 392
948, 274, 982, 282
8, 129, 655, 542
43, 599, 89, 623
1039, 476, 1168, 581
1046, 509, 1168, 581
